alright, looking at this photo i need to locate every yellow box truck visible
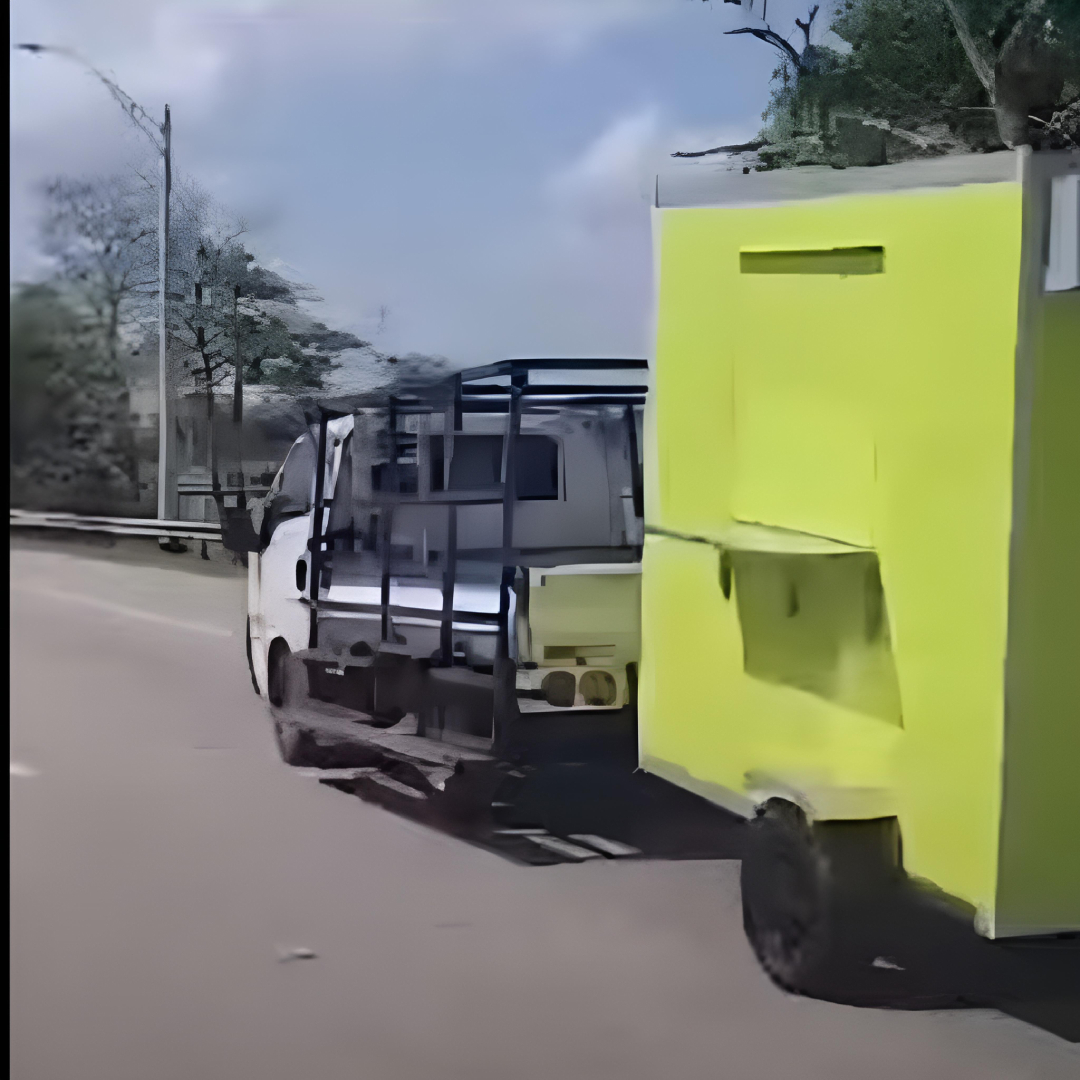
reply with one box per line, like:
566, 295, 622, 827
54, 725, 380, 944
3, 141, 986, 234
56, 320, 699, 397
641, 148, 1079, 998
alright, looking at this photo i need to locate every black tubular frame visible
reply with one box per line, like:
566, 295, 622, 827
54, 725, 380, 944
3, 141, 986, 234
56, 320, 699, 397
304, 359, 648, 658
307, 410, 330, 649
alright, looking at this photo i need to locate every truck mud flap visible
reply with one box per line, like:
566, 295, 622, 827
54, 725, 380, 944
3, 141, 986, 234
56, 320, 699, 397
422, 666, 497, 741
500, 706, 638, 767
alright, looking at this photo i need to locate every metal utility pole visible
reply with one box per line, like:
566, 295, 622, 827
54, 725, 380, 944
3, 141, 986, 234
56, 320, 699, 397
232, 283, 246, 510
232, 284, 243, 424
158, 105, 176, 523
16, 45, 178, 527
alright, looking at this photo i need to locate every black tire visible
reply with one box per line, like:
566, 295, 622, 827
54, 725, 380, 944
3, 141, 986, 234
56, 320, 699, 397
267, 638, 292, 708
741, 800, 833, 992
741, 800, 914, 1006
245, 619, 261, 695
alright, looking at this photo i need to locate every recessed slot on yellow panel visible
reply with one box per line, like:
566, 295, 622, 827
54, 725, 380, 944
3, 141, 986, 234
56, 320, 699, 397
740, 247, 884, 275
543, 644, 616, 660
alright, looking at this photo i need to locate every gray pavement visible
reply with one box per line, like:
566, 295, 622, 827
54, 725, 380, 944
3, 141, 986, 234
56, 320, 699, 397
10, 536, 1080, 1080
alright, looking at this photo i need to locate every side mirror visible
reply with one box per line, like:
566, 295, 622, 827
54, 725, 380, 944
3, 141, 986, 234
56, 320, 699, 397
220, 505, 262, 554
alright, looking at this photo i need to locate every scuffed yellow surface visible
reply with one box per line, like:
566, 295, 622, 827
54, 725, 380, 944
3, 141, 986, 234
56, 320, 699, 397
643, 181, 1024, 915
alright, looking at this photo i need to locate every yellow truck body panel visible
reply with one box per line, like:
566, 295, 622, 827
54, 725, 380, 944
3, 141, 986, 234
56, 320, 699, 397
641, 150, 1080, 936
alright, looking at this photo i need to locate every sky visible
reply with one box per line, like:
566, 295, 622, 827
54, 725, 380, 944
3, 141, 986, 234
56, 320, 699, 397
11, 0, 821, 378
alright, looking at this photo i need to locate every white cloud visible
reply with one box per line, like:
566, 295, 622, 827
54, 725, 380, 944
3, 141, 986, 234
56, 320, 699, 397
546, 107, 755, 239
547, 106, 662, 232
10, 0, 770, 363
251, 0, 666, 59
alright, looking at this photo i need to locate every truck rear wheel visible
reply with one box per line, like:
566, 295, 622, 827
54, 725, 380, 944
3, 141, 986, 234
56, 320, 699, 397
741, 800, 916, 1006
267, 639, 293, 708
741, 800, 834, 993
245, 619, 261, 695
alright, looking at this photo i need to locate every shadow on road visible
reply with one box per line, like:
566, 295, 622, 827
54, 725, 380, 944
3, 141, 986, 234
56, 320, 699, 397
269, 706, 1079, 1044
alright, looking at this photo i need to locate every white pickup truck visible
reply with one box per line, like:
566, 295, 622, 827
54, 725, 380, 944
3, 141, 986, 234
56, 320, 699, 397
234, 359, 647, 764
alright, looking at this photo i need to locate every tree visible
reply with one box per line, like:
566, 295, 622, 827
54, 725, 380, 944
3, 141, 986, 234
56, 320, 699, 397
697, 0, 1079, 168
10, 282, 138, 511
38, 175, 158, 363
21, 167, 391, 518
943, 0, 1080, 146
166, 174, 377, 402
161, 174, 384, 505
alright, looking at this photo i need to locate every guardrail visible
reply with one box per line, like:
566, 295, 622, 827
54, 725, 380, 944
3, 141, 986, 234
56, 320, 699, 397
10, 508, 223, 541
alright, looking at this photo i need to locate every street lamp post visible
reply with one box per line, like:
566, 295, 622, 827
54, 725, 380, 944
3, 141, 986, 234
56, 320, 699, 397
16, 45, 178, 531
157, 104, 176, 526
232, 282, 246, 511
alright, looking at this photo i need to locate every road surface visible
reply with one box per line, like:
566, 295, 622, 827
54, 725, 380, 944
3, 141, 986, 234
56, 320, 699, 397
10, 535, 1079, 1080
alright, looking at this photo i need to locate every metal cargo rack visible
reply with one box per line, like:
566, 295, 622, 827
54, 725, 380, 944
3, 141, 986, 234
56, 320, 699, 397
302, 358, 647, 663
294, 358, 647, 757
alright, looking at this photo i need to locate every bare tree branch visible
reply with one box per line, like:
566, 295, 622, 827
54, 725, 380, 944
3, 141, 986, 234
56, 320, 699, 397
672, 139, 767, 158
794, 5, 819, 49
941, 0, 995, 96
725, 26, 804, 71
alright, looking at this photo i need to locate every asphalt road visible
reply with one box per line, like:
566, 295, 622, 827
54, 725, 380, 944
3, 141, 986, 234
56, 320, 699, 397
10, 535, 1080, 1080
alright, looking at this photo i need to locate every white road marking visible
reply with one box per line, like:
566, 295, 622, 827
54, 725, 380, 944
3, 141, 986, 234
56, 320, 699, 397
569, 834, 642, 858
872, 956, 905, 971
10, 761, 40, 778
293, 767, 377, 780
276, 946, 317, 963
12, 586, 234, 638
526, 835, 602, 861
364, 774, 428, 799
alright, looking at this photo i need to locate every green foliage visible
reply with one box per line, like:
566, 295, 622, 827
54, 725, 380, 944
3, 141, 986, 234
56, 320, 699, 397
958, 0, 1080, 57
752, 0, 1080, 167
165, 203, 376, 395
15, 170, 386, 515
10, 283, 138, 510
829, 0, 988, 125
39, 175, 158, 360
239, 313, 373, 389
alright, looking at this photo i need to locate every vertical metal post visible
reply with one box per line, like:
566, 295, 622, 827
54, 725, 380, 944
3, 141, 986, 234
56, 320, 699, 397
416, 412, 430, 499
387, 398, 399, 494
157, 105, 177, 524
232, 283, 245, 509
440, 504, 457, 665
381, 400, 397, 643
497, 371, 525, 660
308, 411, 329, 649
380, 509, 393, 643
625, 403, 644, 520
232, 284, 243, 423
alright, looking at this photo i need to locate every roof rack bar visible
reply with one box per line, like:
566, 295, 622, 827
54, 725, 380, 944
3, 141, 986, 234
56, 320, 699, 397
504, 358, 648, 368
524, 395, 647, 407
459, 396, 646, 413
458, 358, 648, 382
460, 384, 649, 397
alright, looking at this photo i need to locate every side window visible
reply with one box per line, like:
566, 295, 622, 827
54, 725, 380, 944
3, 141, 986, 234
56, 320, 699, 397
263, 434, 316, 540
515, 435, 559, 500
277, 434, 316, 512
448, 435, 503, 490
429, 435, 445, 492
446, 434, 560, 498
326, 435, 353, 537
